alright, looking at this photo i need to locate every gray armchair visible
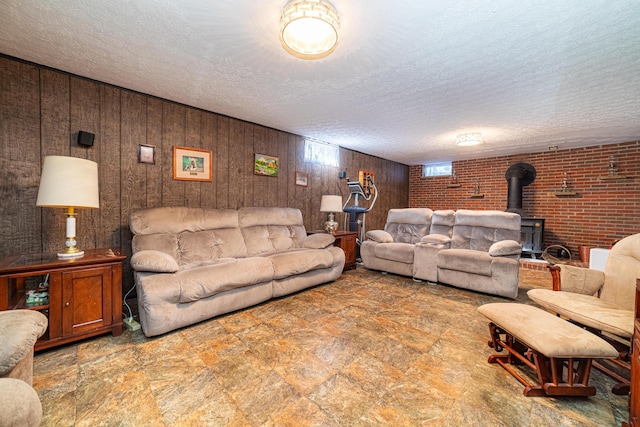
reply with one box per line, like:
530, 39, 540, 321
0, 310, 48, 427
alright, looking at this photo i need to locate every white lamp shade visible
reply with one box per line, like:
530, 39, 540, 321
36, 156, 100, 208
320, 195, 342, 212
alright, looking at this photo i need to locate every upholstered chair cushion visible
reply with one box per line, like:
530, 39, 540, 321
556, 264, 605, 295
599, 232, 640, 309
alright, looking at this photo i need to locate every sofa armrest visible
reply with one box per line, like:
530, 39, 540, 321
547, 264, 605, 295
366, 230, 394, 243
488, 240, 521, 257
0, 378, 42, 427
131, 250, 179, 273
419, 234, 451, 247
301, 233, 335, 249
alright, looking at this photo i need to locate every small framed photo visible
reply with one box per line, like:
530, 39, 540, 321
254, 153, 279, 177
173, 146, 213, 182
295, 171, 308, 187
138, 144, 156, 164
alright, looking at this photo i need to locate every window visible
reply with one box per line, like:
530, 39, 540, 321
304, 139, 339, 167
422, 161, 452, 177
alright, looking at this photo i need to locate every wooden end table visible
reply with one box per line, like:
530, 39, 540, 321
0, 248, 126, 351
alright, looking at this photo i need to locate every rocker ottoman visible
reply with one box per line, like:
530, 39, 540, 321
477, 303, 618, 397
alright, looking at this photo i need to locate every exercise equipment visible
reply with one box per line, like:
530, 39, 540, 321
343, 171, 377, 257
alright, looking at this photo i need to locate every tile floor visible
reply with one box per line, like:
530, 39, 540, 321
33, 267, 629, 426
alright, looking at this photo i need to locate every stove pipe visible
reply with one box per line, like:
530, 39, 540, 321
505, 163, 536, 216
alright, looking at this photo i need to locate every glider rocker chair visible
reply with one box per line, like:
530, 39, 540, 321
527, 232, 640, 395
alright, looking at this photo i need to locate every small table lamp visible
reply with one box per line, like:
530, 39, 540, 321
320, 195, 343, 234
36, 156, 100, 258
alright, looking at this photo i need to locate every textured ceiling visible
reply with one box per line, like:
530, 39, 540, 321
1, 0, 639, 165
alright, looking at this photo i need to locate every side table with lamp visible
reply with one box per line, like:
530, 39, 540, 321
0, 156, 126, 351
315, 195, 357, 271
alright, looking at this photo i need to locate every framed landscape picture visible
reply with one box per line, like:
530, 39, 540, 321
254, 153, 278, 177
173, 146, 213, 181
295, 171, 308, 186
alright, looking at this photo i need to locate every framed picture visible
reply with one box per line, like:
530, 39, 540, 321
173, 146, 213, 181
254, 153, 278, 177
295, 171, 308, 187
138, 144, 156, 164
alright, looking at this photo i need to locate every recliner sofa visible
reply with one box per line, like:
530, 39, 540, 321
362, 208, 522, 298
129, 206, 345, 336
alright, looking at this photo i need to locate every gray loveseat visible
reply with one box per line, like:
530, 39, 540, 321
129, 206, 345, 336
361, 208, 522, 298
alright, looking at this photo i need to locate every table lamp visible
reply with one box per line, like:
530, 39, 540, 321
320, 195, 342, 234
36, 156, 100, 258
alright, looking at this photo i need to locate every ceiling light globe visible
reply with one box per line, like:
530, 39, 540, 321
280, 0, 340, 60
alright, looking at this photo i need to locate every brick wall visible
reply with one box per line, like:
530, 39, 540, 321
409, 141, 640, 259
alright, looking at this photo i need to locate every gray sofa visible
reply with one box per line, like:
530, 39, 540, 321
129, 207, 345, 336
361, 208, 522, 298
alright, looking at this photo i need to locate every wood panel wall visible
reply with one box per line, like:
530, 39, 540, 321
0, 55, 410, 288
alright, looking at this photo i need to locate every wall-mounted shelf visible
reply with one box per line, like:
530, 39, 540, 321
470, 194, 485, 198
446, 184, 462, 188
554, 191, 578, 197
598, 175, 627, 180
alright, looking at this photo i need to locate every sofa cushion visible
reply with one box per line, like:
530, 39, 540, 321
374, 242, 415, 264
130, 207, 239, 235
430, 210, 455, 237
178, 228, 247, 264
366, 230, 394, 243
451, 210, 521, 251
131, 250, 179, 273
177, 257, 274, 303
266, 249, 335, 279
438, 248, 492, 276
132, 233, 179, 261
384, 208, 432, 244
301, 233, 335, 249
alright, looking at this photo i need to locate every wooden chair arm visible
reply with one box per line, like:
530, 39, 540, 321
547, 265, 562, 291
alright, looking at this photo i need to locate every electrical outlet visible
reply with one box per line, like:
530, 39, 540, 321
123, 318, 141, 332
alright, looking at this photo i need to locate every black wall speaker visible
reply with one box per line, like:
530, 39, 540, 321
77, 131, 95, 147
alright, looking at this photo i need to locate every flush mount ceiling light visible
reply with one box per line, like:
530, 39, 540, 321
280, 0, 340, 60
455, 132, 484, 147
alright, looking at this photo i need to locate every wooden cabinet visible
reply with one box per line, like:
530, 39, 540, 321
308, 230, 358, 271
625, 278, 640, 426
0, 248, 126, 351
332, 231, 358, 270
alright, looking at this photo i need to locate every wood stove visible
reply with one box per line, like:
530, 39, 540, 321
521, 218, 545, 258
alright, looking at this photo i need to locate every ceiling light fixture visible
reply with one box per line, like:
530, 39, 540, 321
280, 0, 340, 60
455, 132, 484, 147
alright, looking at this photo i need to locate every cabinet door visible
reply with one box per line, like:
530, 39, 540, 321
61, 266, 113, 336
337, 234, 357, 269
